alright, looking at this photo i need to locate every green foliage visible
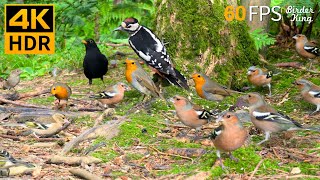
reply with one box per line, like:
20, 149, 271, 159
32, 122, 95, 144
249, 28, 276, 51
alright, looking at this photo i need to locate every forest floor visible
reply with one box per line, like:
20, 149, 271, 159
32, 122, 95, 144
0, 46, 320, 179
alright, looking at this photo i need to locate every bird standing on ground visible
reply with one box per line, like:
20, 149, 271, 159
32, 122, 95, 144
82, 39, 109, 85
191, 73, 242, 101
242, 92, 319, 145
170, 95, 213, 132
3, 69, 22, 90
247, 66, 272, 96
114, 17, 189, 89
211, 112, 247, 169
294, 79, 320, 115
50, 83, 72, 110
90, 82, 131, 107
293, 34, 319, 69
125, 59, 164, 101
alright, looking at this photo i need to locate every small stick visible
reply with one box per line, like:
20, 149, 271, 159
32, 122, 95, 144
148, 145, 194, 163
249, 159, 264, 180
69, 168, 103, 180
0, 97, 48, 109
104, 43, 129, 47
0, 134, 64, 142
157, 122, 188, 128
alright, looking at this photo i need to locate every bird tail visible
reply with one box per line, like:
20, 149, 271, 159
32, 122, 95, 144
0, 149, 16, 163
302, 126, 320, 132
89, 92, 106, 99
164, 68, 189, 90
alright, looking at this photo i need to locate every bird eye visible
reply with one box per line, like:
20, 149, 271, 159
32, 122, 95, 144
197, 75, 200, 78
176, 98, 180, 101
89, 40, 93, 43
226, 115, 231, 118
131, 62, 135, 64
252, 70, 256, 72
53, 88, 56, 90
248, 95, 251, 98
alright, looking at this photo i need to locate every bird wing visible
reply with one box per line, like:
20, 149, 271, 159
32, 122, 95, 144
304, 42, 320, 56
135, 70, 160, 96
210, 125, 223, 139
252, 111, 302, 128
309, 90, 320, 98
203, 82, 231, 96
192, 104, 213, 120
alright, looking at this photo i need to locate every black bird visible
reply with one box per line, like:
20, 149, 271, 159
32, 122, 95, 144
114, 17, 189, 89
82, 39, 108, 85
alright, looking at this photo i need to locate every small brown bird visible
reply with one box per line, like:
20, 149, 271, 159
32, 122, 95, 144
211, 112, 247, 169
192, 73, 242, 101
50, 83, 72, 109
3, 69, 22, 90
247, 66, 272, 96
90, 82, 131, 107
170, 95, 213, 132
294, 79, 320, 115
293, 34, 319, 69
242, 92, 319, 145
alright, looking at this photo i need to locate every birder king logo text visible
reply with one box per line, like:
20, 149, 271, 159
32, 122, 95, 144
4, 4, 55, 54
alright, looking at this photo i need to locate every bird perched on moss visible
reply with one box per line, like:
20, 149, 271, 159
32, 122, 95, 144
210, 112, 247, 169
247, 66, 272, 96
294, 79, 320, 115
125, 59, 165, 101
90, 82, 131, 108
170, 95, 213, 133
191, 73, 242, 101
82, 38, 108, 85
50, 83, 72, 110
20, 113, 69, 138
3, 69, 22, 90
242, 92, 319, 145
0, 149, 35, 177
115, 17, 189, 89
293, 34, 319, 69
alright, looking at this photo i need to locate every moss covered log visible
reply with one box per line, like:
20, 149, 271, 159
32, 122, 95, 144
155, 0, 260, 89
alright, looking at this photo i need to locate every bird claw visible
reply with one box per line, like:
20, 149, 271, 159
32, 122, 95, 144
229, 155, 239, 162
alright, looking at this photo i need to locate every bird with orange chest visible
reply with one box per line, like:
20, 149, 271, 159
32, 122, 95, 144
210, 112, 248, 169
293, 79, 320, 115
170, 95, 213, 135
124, 59, 165, 101
247, 66, 272, 96
191, 73, 243, 102
50, 83, 72, 110
90, 82, 131, 108
293, 34, 319, 69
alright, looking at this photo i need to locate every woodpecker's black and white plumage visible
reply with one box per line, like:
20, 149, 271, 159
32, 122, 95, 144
115, 17, 189, 89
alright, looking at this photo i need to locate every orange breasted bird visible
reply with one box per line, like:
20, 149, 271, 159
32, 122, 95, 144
247, 66, 272, 96
191, 73, 242, 101
211, 112, 247, 169
50, 83, 72, 109
90, 82, 131, 107
293, 34, 319, 69
170, 95, 213, 131
294, 79, 320, 115
3, 69, 22, 90
125, 59, 164, 100
242, 92, 319, 145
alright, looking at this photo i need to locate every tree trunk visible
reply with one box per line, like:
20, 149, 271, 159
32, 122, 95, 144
155, 0, 259, 89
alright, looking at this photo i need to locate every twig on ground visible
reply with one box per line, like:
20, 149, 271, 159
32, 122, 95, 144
0, 134, 64, 142
249, 159, 264, 180
148, 145, 194, 163
0, 97, 48, 109
69, 168, 103, 180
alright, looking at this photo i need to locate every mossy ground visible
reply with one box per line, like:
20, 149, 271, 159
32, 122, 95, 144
1, 42, 319, 178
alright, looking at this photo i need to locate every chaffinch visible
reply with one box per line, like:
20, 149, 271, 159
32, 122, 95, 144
211, 112, 247, 169
191, 73, 242, 101
242, 92, 318, 145
293, 34, 319, 69
50, 82, 72, 109
82, 39, 108, 85
3, 69, 22, 90
294, 79, 320, 115
170, 95, 213, 131
90, 82, 131, 107
125, 59, 165, 100
247, 66, 272, 96
21, 113, 69, 137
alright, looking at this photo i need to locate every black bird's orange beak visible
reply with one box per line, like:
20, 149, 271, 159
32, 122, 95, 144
82, 40, 87, 45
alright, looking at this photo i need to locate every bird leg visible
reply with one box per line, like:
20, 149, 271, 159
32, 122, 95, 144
216, 150, 226, 169
310, 105, 320, 115
88, 79, 93, 85
257, 131, 270, 145
267, 84, 272, 97
228, 152, 239, 162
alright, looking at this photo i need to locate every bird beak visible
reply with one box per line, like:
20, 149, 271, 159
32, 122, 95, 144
215, 116, 223, 123
113, 26, 123, 32
292, 35, 298, 39
64, 119, 70, 124
82, 40, 87, 44
247, 71, 251, 75
125, 86, 131, 91
168, 98, 175, 103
